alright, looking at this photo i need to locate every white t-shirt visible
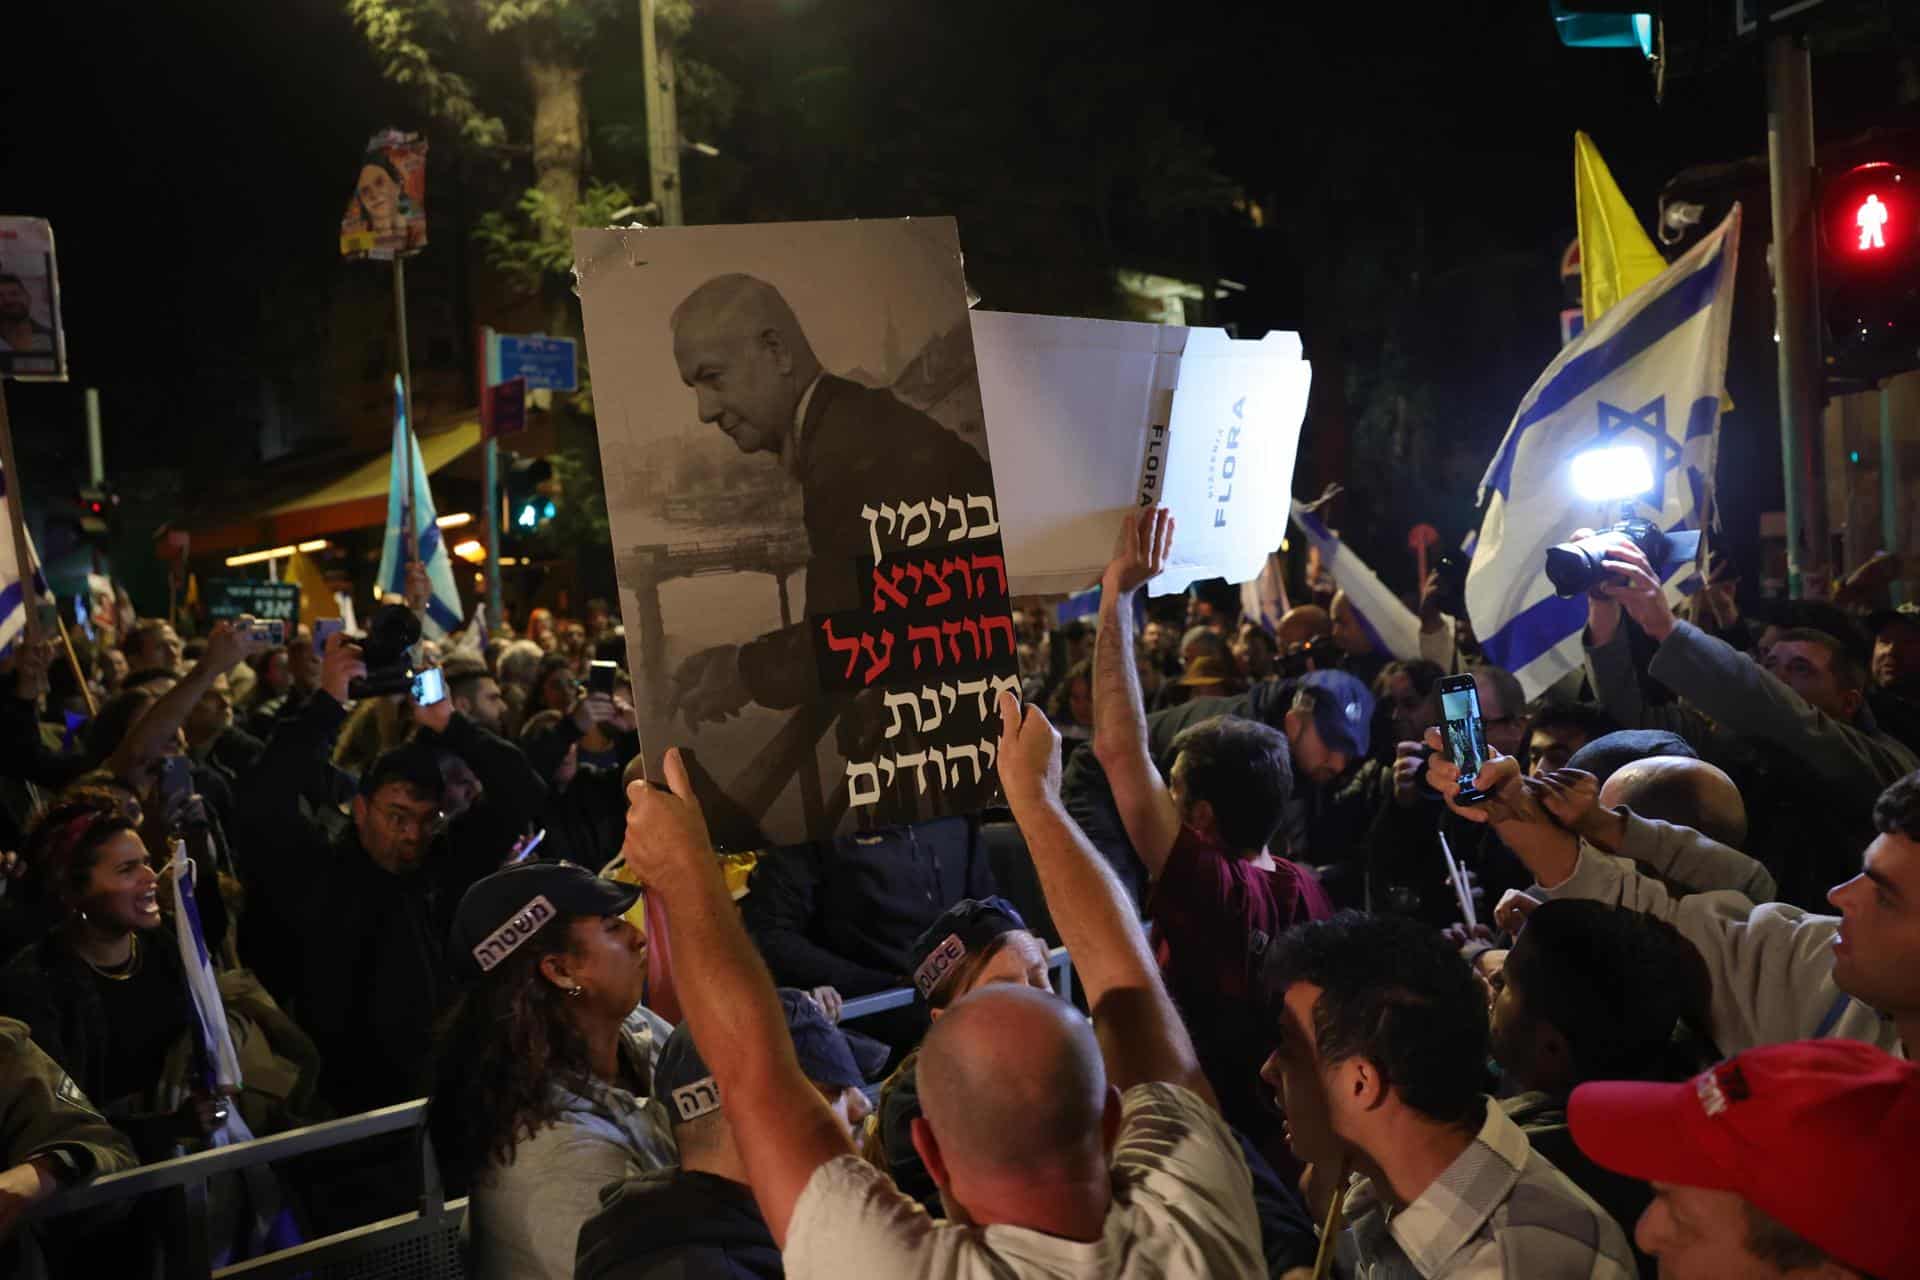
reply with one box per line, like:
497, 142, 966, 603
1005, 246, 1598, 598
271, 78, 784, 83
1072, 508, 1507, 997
784, 1082, 1263, 1279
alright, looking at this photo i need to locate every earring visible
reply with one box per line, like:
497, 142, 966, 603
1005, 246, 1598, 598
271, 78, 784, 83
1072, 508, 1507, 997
564, 985, 583, 999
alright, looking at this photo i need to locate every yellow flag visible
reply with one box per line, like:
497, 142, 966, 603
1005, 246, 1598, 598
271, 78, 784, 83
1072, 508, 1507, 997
1575, 131, 1667, 326
284, 551, 340, 622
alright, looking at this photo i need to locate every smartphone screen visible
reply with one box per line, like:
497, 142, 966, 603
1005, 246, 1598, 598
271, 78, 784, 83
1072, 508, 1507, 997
159, 755, 193, 820
411, 667, 448, 706
588, 659, 618, 697
313, 618, 344, 658
1438, 676, 1489, 794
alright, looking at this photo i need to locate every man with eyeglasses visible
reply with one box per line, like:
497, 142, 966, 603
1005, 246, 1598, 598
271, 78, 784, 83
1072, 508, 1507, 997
238, 635, 548, 1123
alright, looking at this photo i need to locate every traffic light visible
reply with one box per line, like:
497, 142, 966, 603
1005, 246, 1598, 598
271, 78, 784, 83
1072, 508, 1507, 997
1819, 160, 1920, 382
503, 457, 557, 534
74, 484, 118, 545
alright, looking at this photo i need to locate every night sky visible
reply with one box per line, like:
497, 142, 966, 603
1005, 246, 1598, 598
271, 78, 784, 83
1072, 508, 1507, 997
3, 1, 1914, 603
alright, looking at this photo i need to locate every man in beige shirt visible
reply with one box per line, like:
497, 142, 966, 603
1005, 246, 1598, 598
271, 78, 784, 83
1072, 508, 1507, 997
620, 690, 1263, 1278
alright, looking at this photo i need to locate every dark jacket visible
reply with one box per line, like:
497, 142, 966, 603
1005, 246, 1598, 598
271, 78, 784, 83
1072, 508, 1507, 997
735, 375, 998, 713
577, 1168, 782, 1280
1587, 620, 1920, 907
237, 695, 530, 1112
0, 927, 194, 1160
739, 816, 993, 998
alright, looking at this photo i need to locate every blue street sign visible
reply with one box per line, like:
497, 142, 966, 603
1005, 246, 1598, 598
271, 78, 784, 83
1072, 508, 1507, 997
496, 333, 578, 392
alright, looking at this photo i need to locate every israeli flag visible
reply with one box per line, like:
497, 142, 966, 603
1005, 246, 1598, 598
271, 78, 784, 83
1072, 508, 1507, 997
374, 375, 464, 637
0, 464, 52, 656
1289, 501, 1423, 661
1467, 207, 1741, 700
169, 850, 303, 1258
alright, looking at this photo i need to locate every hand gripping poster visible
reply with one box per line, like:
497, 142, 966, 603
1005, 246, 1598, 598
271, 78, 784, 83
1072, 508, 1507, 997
573, 218, 1017, 847
0, 217, 67, 381
339, 130, 428, 260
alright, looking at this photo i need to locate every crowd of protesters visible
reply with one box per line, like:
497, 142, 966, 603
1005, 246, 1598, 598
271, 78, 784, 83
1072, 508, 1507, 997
0, 507, 1915, 1280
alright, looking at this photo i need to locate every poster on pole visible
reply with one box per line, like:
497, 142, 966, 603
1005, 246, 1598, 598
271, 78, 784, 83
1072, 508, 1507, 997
339, 130, 428, 260
0, 217, 68, 382
574, 217, 1017, 848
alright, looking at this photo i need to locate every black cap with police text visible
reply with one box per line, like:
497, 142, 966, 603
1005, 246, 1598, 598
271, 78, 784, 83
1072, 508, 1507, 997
907, 896, 1029, 1006
449, 860, 639, 979
653, 988, 880, 1126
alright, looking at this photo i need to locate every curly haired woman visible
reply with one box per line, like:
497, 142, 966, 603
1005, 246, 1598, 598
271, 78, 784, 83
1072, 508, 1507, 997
430, 861, 676, 1280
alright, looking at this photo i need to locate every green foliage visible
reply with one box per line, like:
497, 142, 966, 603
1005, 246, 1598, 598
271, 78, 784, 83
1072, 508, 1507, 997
472, 181, 635, 294
345, 0, 507, 148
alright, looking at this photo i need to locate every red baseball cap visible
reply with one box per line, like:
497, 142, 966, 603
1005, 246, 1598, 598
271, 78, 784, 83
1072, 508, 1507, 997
1569, 1040, 1920, 1280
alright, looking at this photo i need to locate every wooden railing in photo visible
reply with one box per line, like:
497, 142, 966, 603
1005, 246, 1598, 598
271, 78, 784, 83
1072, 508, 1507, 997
35, 948, 1075, 1279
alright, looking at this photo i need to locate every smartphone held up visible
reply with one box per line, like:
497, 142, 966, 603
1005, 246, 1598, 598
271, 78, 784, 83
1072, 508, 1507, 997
410, 666, 448, 707
1437, 674, 1491, 805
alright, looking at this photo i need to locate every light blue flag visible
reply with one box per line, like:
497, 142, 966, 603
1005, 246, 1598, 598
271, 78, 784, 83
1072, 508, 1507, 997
0, 464, 52, 657
375, 375, 464, 637
1289, 500, 1423, 661
1466, 207, 1741, 699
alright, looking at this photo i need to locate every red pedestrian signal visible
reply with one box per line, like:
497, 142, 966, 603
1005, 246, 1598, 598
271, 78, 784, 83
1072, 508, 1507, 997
1856, 193, 1889, 252
1819, 161, 1920, 381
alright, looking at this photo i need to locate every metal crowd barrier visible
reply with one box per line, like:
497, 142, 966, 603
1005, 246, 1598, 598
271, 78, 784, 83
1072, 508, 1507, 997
35, 946, 1075, 1279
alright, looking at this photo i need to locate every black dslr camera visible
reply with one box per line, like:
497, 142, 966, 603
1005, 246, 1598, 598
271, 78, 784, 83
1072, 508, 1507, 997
1544, 519, 1701, 598
346, 603, 423, 699
1278, 634, 1341, 679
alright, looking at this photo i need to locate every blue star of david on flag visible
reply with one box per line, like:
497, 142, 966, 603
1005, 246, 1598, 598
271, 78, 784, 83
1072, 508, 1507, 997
1593, 397, 1685, 508
1464, 206, 1741, 701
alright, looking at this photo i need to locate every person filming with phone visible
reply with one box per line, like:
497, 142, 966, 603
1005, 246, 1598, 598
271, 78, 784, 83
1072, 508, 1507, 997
236, 620, 550, 1123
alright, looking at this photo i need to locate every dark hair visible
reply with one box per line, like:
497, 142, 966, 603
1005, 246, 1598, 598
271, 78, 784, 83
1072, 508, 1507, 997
1046, 660, 1093, 724
535, 654, 576, 700
518, 708, 565, 742
1373, 659, 1443, 701
358, 743, 447, 804
592, 634, 626, 663
441, 657, 491, 703
1526, 700, 1615, 742
1775, 626, 1867, 692
120, 620, 171, 663
428, 920, 593, 1187
83, 688, 157, 760
1168, 714, 1293, 853
24, 796, 139, 912
1874, 770, 1920, 841
1502, 900, 1716, 1083
0, 273, 24, 290
1742, 1201, 1836, 1273
1263, 911, 1487, 1127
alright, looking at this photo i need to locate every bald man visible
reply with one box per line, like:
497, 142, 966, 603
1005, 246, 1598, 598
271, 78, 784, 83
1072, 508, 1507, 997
664, 274, 999, 743
620, 697, 1264, 1277
1276, 604, 1331, 652
1600, 755, 1748, 852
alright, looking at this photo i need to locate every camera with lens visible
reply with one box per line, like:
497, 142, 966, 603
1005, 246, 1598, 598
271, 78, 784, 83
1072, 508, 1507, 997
1544, 519, 1701, 598
1278, 634, 1341, 679
346, 603, 423, 700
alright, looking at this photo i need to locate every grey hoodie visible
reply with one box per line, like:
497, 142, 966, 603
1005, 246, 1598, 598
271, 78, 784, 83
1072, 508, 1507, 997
1537, 811, 1903, 1059
468, 1006, 679, 1280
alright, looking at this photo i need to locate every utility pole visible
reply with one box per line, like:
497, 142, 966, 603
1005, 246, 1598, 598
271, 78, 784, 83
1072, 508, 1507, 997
1765, 30, 1829, 599
84, 389, 103, 485
640, 0, 684, 227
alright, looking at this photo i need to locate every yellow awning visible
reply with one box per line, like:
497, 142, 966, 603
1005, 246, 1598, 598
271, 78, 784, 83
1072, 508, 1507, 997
191, 419, 483, 554
262, 421, 482, 517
